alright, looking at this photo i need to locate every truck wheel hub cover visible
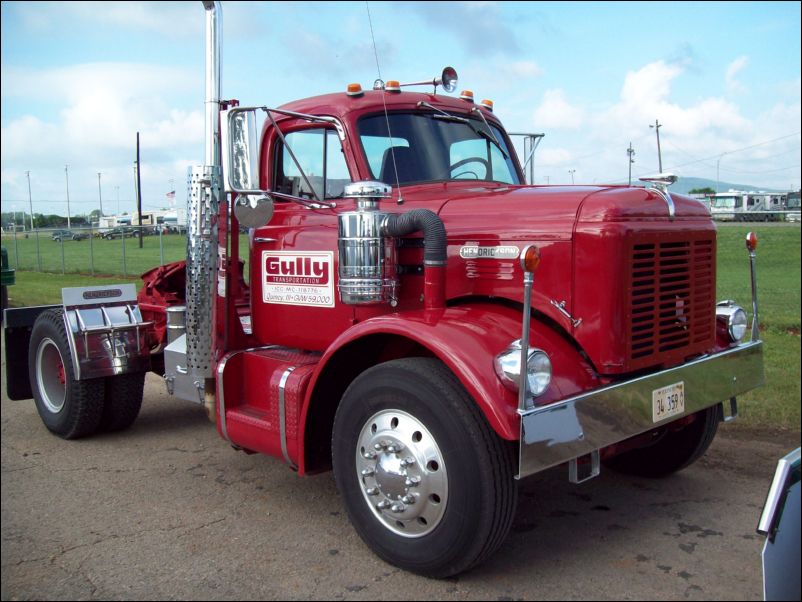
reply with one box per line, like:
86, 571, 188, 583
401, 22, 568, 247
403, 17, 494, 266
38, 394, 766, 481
356, 409, 448, 537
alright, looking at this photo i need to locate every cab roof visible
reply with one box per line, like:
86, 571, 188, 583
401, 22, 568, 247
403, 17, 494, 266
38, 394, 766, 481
276, 89, 503, 126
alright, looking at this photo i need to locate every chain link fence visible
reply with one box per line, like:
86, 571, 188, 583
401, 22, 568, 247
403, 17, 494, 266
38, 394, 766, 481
0, 225, 188, 277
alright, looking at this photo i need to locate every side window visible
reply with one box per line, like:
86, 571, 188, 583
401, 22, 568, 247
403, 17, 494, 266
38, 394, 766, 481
275, 128, 350, 200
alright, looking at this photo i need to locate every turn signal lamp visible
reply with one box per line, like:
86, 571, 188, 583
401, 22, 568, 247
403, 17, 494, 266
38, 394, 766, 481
346, 83, 364, 97
480, 99, 494, 111
385, 80, 401, 92
459, 90, 475, 102
746, 231, 758, 252
521, 245, 541, 273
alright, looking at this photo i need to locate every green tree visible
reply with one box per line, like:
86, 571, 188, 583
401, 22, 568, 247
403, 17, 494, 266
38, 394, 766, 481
689, 187, 716, 195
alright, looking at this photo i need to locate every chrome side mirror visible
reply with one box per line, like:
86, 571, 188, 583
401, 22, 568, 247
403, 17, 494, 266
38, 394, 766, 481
221, 108, 262, 194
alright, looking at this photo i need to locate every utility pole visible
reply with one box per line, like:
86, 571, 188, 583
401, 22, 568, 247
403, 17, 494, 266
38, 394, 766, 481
136, 132, 143, 248
116, 185, 120, 215
64, 164, 72, 228
97, 172, 104, 217
25, 170, 35, 231
649, 120, 663, 173
627, 142, 636, 186
568, 169, 576, 185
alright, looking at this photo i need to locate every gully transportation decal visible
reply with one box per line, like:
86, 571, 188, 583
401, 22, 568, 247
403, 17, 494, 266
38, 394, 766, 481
262, 251, 335, 308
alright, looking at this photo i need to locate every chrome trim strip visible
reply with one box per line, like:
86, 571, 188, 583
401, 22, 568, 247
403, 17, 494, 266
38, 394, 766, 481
758, 447, 801, 537
216, 350, 241, 444
279, 367, 298, 470
518, 341, 764, 479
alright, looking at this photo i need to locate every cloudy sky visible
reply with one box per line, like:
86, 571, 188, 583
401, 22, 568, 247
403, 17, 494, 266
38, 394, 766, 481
1, 1, 800, 218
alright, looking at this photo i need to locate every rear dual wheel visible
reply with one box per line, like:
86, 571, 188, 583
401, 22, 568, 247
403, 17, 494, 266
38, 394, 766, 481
332, 358, 517, 578
29, 309, 145, 438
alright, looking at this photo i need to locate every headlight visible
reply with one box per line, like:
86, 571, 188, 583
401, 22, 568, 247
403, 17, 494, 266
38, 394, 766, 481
716, 301, 748, 343
494, 340, 552, 399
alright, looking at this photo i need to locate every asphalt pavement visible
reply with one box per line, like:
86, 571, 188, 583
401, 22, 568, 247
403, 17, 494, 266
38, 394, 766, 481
2, 366, 798, 600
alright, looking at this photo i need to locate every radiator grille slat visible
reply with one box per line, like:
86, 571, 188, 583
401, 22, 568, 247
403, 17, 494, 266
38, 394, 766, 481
626, 236, 715, 366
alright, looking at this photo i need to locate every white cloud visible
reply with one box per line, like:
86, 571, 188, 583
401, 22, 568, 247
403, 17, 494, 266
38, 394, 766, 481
1, 62, 204, 209
726, 56, 749, 93
533, 89, 584, 130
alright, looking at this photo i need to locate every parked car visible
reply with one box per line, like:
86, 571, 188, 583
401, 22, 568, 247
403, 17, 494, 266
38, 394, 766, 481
51, 230, 88, 241
757, 447, 801, 601
101, 226, 136, 239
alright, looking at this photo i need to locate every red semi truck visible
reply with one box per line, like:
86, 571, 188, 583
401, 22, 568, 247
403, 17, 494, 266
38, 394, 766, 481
3, 2, 764, 578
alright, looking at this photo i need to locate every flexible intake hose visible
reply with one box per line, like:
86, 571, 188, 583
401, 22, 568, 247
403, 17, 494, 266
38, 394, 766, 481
383, 209, 447, 266
383, 209, 447, 309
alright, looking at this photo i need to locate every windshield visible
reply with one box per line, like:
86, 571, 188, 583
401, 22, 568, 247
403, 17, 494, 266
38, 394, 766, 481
787, 193, 800, 209
712, 196, 741, 209
358, 112, 521, 186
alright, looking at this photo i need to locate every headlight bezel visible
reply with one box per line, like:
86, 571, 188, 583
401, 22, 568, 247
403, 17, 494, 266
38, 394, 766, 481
494, 339, 552, 400
716, 300, 749, 343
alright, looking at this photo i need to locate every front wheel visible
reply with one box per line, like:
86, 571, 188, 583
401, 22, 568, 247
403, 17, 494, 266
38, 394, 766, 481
604, 405, 721, 478
332, 358, 517, 578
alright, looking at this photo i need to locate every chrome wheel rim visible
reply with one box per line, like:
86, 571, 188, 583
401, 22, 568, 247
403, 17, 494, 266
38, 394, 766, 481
36, 338, 67, 413
356, 409, 448, 538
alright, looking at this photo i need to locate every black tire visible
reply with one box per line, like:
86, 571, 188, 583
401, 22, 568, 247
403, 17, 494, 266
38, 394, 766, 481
28, 309, 105, 439
99, 372, 145, 432
1, 285, 7, 324
604, 404, 721, 478
332, 358, 517, 578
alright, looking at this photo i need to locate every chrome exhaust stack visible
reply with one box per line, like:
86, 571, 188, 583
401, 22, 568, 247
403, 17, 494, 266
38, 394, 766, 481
170, 0, 223, 406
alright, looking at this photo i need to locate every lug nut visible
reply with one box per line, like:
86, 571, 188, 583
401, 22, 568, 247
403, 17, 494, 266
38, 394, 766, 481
361, 467, 375, 477
405, 476, 421, 487
401, 457, 416, 467
390, 503, 405, 514
366, 487, 379, 496
377, 500, 391, 510
402, 495, 416, 504
363, 450, 377, 460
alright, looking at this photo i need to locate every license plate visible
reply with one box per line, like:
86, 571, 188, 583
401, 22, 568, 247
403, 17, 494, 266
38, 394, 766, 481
652, 382, 685, 423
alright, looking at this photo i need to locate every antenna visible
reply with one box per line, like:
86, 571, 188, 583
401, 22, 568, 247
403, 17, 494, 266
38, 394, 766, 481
365, 1, 403, 204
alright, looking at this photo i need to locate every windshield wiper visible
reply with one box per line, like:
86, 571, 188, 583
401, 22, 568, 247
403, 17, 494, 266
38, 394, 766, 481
470, 107, 508, 160
417, 102, 508, 160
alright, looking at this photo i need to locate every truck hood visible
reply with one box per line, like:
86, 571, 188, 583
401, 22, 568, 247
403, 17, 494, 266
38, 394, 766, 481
428, 183, 710, 239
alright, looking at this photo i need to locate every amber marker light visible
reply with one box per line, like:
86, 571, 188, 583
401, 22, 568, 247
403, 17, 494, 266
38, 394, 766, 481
346, 83, 364, 97
480, 99, 494, 111
459, 90, 475, 102
745, 231, 758, 252
521, 245, 541, 273
385, 80, 401, 92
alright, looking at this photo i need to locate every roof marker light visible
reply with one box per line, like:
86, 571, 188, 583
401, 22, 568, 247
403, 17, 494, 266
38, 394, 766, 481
480, 99, 494, 111
459, 90, 475, 102
385, 80, 401, 92
346, 83, 364, 97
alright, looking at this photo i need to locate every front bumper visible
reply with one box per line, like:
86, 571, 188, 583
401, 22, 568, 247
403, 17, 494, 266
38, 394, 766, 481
518, 341, 764, 479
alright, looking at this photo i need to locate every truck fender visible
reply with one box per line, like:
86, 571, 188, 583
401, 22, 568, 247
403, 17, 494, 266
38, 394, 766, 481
299, 301, 600, 474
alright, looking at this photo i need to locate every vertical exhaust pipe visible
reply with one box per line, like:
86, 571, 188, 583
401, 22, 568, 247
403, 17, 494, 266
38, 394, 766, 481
202, 1, 222, 166
185, 1, 223, 404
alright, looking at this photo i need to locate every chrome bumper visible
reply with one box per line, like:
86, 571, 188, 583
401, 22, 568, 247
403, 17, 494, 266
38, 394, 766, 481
518, 341, 764, 479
